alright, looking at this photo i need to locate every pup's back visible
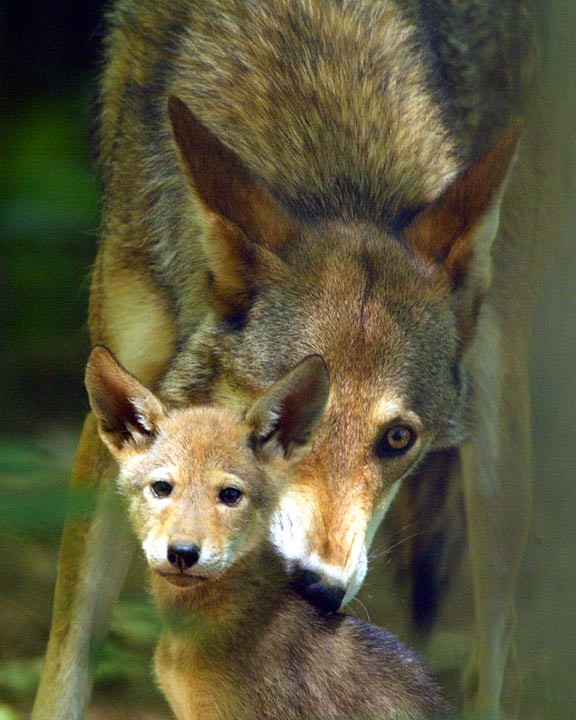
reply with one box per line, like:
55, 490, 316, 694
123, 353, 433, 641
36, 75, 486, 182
159, 588, 451, 720
86, 346, 449, 720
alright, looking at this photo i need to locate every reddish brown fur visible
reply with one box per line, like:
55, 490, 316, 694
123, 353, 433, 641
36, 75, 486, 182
33, 3, 549, 719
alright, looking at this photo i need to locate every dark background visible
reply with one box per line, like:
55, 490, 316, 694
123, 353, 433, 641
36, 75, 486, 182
0, 2, 574, 718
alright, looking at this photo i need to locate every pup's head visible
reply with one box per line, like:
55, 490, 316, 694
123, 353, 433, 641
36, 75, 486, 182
85, 346, 329, 589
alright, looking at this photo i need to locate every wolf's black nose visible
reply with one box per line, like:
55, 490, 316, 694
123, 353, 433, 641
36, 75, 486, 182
292, 570, 346, 614
167, 542, 200, 572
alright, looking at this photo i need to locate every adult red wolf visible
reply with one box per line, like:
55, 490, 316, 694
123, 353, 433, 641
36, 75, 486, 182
34, 1, 549, 718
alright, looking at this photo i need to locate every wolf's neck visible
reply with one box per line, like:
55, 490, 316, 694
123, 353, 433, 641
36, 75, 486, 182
153, 541, 290, 650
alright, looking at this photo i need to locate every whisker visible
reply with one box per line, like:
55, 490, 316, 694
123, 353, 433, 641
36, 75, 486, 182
368, 526, 424, 562
348, 595, 371, 623
383, 530, 423, 554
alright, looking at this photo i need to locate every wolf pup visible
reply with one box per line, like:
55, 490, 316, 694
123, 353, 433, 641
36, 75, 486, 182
85, 345, 450, 720
35, 2, 546, 719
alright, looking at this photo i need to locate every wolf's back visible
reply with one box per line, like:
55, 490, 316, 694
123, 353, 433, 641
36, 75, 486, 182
98, 0, 537, 224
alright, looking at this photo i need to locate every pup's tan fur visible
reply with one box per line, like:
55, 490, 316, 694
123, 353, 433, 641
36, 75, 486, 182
34, 2, 550, 719
85, 346, 450, 720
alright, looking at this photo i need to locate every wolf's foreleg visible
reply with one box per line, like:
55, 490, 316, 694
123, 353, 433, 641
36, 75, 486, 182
461, 308, 532, 720
32, 414, 136, 720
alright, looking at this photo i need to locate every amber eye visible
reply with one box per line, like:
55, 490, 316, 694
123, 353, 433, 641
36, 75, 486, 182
375, 425, 415, 459
218, 487, 243, 506
150, 480, 173, 498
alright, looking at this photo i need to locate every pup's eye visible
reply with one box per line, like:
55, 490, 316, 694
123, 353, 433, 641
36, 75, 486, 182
150, 480, 173, 498
218, 487, 243, 506
375, 425, 415, 459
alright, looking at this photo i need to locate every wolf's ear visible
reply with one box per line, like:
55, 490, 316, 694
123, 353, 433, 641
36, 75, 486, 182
168, 96, 294, 323
246, 355, 330, 464
404, 121, 521, 289
168, 96, 297, 248
199, 215, 287, 325
85, 346, 166, 456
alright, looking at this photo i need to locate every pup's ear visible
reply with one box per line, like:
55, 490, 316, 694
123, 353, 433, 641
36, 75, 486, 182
85, 346, 166, 457
246, 355, 330, 464
168, 96, 294, 323
404, 121, 521, 287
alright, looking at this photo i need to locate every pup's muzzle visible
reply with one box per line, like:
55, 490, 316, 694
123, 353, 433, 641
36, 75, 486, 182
167, 542, 200, 572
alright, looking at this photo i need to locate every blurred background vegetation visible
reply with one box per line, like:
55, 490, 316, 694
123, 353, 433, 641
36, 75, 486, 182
0, 2, 169, 717
0, 1, 574, 719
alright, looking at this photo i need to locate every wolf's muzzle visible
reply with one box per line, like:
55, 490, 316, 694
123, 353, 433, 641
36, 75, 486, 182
292, 569, 346, 614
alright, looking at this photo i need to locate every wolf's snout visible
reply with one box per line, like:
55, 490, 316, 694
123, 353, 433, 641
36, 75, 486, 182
167, 542, 200, 572
292, 570, 345, 614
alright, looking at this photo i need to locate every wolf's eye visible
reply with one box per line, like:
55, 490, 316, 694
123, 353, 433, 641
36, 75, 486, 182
375, 425, 415, 459
150, 480, 173, 498
218, 486, 243, 506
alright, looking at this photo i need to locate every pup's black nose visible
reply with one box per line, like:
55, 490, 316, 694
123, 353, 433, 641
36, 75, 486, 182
292, 570, 346, 614
167, 542, 200, 572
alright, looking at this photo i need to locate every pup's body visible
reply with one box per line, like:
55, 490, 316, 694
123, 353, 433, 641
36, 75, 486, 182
85, 346, 450, 720
35, 2, 549, 718
153, 548, 448, 720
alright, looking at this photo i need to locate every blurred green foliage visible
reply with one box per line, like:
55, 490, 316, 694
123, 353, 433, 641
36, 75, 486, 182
0, 435, 165, 712
0, 7, 171, 705
1, 92, 98, 435
0, 90, 166, 714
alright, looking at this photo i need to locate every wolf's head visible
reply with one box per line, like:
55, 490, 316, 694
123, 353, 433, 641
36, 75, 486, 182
159, 98, 520, 612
